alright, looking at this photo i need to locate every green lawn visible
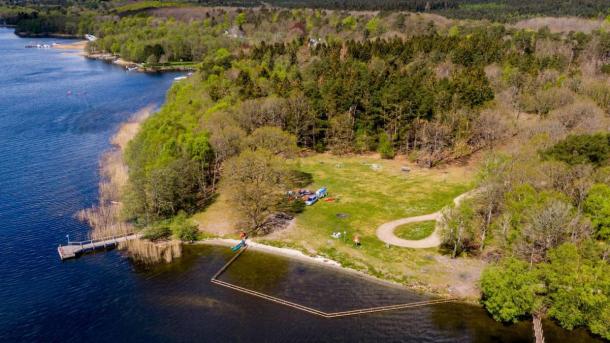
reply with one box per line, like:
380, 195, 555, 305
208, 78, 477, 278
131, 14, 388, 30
290, 155, 469, 250
200, 153, 483, 296
395, 221, 437, 240
261, 154, 478, 291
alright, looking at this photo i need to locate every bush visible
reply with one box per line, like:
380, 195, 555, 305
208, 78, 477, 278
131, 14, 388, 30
543, 133, 610, 166
582, 80, 610, 113
583, 183, 610, 240
142, 225, 172, 241
521, 87, 574, 116
377, 132, 395, 159
480, 258, 543, 323
170, 213, 200, 242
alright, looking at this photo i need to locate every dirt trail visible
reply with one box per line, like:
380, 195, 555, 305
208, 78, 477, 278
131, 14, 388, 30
376, 191, 474, 248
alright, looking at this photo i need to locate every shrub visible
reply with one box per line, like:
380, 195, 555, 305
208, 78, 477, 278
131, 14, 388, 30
480, 258, 543, 322
582, 80, 610, 113
170, 213, 200, 242
543, 133, 610, 166
377, 132, 395, 159
521, 87, 574, 116
583, 183, 610, 239
142, 225, 172, 241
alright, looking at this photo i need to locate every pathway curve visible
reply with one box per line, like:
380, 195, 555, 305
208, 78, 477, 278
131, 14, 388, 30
376, 191, 474, 248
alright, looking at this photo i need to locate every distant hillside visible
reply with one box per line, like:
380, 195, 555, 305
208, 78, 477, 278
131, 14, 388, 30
1, 0, 609, 25
192, 0, 609, 21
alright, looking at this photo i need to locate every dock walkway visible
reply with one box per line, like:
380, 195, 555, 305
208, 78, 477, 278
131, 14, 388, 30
57, 233, 138, 260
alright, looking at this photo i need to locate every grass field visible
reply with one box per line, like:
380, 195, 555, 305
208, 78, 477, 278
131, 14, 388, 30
287, 155, 469, 248
394, 221, 436, 240
196, 153, 485, 298
259, 154, 485, 298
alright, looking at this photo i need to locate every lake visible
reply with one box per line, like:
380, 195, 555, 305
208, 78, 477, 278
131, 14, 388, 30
0, 27, 602, 342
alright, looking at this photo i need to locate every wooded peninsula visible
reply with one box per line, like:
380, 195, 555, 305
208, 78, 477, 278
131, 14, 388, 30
3, 1, 609, 341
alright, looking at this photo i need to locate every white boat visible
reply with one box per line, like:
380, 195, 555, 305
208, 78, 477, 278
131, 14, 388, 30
84, 34, 97, 42
173, 76, 187, 81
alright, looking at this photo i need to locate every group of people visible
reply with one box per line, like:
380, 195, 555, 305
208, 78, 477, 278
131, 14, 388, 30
329, 231, 361, 247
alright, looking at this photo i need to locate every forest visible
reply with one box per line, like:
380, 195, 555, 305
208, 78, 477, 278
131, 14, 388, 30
2, 0, 610, 35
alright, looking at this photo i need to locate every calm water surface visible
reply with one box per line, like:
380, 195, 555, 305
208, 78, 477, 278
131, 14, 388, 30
0, 28, 603, 342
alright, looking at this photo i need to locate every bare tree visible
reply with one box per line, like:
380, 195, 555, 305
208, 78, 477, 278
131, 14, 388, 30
203, 111, 246, 191
285, 94, 317, 147
416, 120, 452, 168
471, 110, 511, 151
245, 126, 298, 157
233, 97, 288, 133
550, 100, 606, 134
327, 111, 355, 154
440, 202, 476, 258
476, 184, 505, 252
224, 149, 288, 233
517, 199, 580, 264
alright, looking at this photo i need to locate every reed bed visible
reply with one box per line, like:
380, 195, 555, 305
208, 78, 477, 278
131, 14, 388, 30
118, 239, 182, 264
76, 105, 156, 240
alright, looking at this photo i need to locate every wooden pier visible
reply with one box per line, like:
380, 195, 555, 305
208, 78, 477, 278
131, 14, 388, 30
57, 234, 138, 260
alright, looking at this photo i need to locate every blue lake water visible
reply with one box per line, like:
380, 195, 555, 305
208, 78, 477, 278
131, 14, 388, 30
0, 27, 603, 342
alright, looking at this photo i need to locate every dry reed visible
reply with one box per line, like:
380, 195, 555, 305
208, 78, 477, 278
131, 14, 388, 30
118, 239, 182, 264
76, 105, 156, 240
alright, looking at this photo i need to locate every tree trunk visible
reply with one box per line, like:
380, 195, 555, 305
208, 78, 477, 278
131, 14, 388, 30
480, 203, 493, 252
533, 314, 545, 343
452, 224, 463, 258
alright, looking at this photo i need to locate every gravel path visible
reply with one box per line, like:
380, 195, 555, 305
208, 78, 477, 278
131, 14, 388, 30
376, 191, 474, 249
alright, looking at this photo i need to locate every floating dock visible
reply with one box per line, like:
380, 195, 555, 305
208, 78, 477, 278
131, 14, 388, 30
57, 234, 138, 260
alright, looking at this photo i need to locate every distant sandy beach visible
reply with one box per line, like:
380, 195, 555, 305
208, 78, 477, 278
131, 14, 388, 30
53, 40, 88, 51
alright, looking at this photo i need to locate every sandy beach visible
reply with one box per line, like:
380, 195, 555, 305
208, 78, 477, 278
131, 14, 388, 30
197, 238, 451, 295
53, 40, 88, 50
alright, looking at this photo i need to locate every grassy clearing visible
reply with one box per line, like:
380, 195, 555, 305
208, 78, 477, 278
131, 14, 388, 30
395, 221, 437, 240
194, 153, 485, 298
192, 187, 240, 237
270, 154, 485, 298
289, 154, 470, 247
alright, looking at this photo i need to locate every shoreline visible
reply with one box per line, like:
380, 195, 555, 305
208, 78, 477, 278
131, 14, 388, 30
15, 31, 82, 39
77, 105, 156, 240
53, 40, 88, 50
87, 104, 480, 304
77, 82, 477, 306
80, 101, 480, 304
197, 238, 479, 304
83, 50, 196, 72
12, 30, 195, 73
85, 52, 197, 72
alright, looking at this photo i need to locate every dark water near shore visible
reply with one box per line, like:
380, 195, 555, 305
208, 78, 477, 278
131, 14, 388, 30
0, 28, 603, 342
